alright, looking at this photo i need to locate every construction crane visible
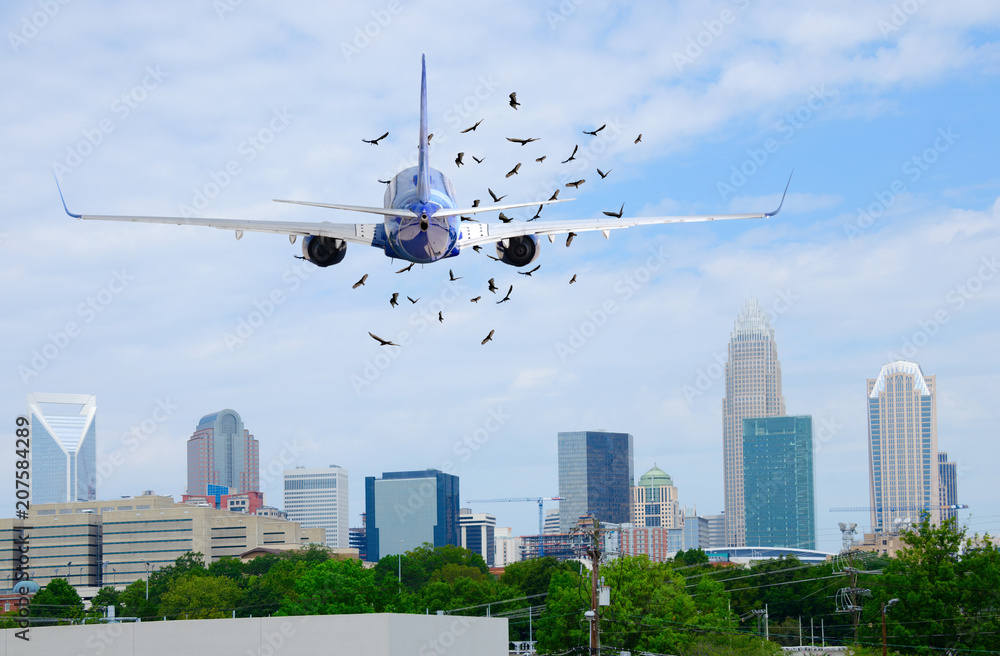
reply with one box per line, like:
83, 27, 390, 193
466, 496, 565, 543
829, 504, 968, 512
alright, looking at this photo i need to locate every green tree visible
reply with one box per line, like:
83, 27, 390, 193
29, 578, 83, 624
87, 586, 122, 620
278, 557, 400, 616
500, 556, 578, 597
160, 573, 241, 620
536, 569, 589, 653
865, 515, 1000, 654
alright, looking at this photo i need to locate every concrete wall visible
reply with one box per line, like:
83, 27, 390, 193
0, 613, 506, 656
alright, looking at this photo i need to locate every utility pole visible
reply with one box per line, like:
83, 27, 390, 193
881, 598, 899, 656
587, 525, 600, 655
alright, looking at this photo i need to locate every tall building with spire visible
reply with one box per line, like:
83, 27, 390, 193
722, 299, 785, 548
630, 465, 683, 529
867, 361, 939, 532
186, 409, 260, 496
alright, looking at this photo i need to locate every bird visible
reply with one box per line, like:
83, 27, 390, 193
496, 285, 513, 304
505, 163, 521, 178
390, 293, 399, 307
481, 330, 494, 345
471, 296, 481, 303
472, 245, 482, 252
509, 92, 520, 109
449, 269, 462, 281
603, 203, 624, 218
488, 278, 498, 293
427, 133, 433, 144
472, 199, 481, 207
561, 145, 579, 163
506, 137, 539, 146
407, 296, 419, 304
488, 188, 506, 203
369, 332, 398, 346
352, 274, 368, 289
363, 132, 388, 145
455, 152, 464, 167
472, 155, 485, 164
548, 189, 560, 201
460, 119, 483, 133
566, 179, 586, 189
634, 133, 642, 144
569, 274, 577, 284
518, 265, 541, 276
487, 254, 501, 261
597, 168, 612, 179
583, 124, 606, 136
535, 156, 547, 163
460, 216, 477, 222
378, 179, 391, 184
566, 232, 577, 247
498, 212, 513, 223
396, 263, 414, 273
529, 205, 543, 221
438, 311, 444, 323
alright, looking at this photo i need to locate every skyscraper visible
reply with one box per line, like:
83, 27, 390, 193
284, 465, 349, 548
743, 416, 815, 549
938, 452, 958, 523
459, 508, 496, 567
722, 298, 785, 547
27, 393, 97, 504
186, 409, 260, 496
364, 469, 459, 562
630, 465, 683, 529
557, 430, 634, 534
867, 361, 939, 533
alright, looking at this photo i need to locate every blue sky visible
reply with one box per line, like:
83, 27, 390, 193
2, 1, 999, 554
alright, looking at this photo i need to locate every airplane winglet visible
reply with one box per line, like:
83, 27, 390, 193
765, 170, 793, 217
54, 171, 82, 218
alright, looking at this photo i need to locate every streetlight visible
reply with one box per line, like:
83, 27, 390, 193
584, 610, 596, 655
144, 561, 151, 600
881, 598, 899, 656
67, 561, 72, 586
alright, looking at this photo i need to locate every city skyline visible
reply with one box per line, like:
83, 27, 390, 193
2, 2, 997, 553
186, 408, 260, 497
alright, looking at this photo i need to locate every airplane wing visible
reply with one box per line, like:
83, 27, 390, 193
57, 181, 385, 247
458, 175, 791, 249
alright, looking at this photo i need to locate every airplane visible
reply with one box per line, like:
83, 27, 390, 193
56, 55, 790, 269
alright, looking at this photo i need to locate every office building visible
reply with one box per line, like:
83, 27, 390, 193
619, 526, 672, 562
284, 465, 349, 548
186, 409, 259, 496
681, 511, 710, 551
743, 416, 815, 550
27, 393, 97, 504
938, 452, 958, 523
630, 465, 683, 529
867, 361, 940, 532
704, 512, 726, 550
543, 509, 560, 535
0, 493, 324, 589
459, 508, 496, 567
182, 486, 265, 515
364, 469, 459, 562
494, 527, 522, 567
722, 298, 786, 548
557, 431, 634, 534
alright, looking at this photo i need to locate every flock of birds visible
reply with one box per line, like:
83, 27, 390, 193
361, 90, 642, 348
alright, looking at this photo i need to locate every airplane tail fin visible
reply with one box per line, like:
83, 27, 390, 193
416, 54, 431, 204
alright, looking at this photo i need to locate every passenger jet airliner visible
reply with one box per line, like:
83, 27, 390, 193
57, 55, 789, 269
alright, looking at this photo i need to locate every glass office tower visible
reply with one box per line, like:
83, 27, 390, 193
284, 465, 349, 548
27, 393, 97, 504
743, 415, 815, 549
364, 469, 459, 562
186, 409, 260, 496
557, 431, 634, 534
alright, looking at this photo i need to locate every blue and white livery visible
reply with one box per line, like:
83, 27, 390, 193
57, 55, 789, 269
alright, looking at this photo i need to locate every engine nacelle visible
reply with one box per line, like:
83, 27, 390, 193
301, 236, 347, 267
496, 235, 540, 267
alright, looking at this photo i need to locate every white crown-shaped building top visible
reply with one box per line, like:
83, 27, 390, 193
869, 360, 930, 398
731, 297, 774, 340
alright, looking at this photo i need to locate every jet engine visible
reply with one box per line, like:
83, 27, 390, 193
301, 235, 347, 267
496, 235, 540, 267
